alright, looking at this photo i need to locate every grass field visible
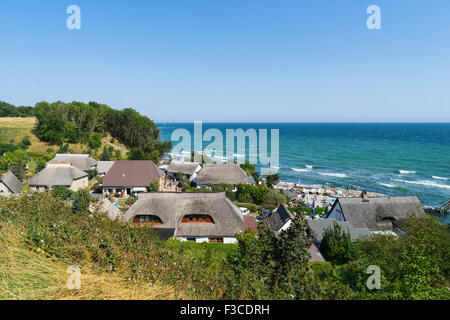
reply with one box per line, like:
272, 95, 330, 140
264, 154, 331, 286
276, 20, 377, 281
0, 117, 128, 157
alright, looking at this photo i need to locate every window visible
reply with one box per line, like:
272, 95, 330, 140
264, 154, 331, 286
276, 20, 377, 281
208, 237, 223, 244
133, 215, 163, 225
186, 237, 196, 242
181, 215, 214, 224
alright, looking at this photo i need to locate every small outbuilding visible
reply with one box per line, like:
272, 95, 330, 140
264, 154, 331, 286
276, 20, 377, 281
166, 161, 201, 181
196, 163, 251, 186
0, 170, 22, 197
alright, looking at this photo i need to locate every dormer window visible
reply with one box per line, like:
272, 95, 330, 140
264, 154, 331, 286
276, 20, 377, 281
182, 215, 214, 224
133, 215, 163, 225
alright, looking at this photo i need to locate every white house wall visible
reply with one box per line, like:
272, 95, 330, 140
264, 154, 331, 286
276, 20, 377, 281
70, 177, 89, 192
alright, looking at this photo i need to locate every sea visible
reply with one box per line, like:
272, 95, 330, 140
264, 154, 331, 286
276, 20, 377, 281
158, 123, 450, 224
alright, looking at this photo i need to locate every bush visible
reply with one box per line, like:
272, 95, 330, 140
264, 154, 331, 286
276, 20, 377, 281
320, 221, 357, 265
72, 188, 91, 213
149, 179, 160, 192
51, 186, 73, 200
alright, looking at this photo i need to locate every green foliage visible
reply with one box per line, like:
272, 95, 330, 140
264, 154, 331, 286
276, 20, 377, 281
149, 179, 160, 192
125, 196, 138, 205
35, 161, 46, 172
33, 101, 170, 163
240, 163, 259, 182
88, 134, 102, 150
100, 145, 114, 161
57, 144, 69, 153
226, 214, 313, 299
87, 169, 98, 180
0, 101, 34, 117
265, 173, 280, 189
320, 221, 357, 265
51, 186, 74, 200
18, 136, 31, 150
72, 188, 91, 213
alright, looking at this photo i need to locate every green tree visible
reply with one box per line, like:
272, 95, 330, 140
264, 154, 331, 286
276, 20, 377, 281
72, 188, 91, 213
320, 221, 357, 265
36, 161, 46, 172
149, 179, 160, 192
52, 186, 73, 200
18, 136, 31, 150
265, 173, 280, 189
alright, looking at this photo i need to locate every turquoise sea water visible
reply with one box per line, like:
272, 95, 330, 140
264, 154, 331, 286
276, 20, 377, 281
158, 123, 450, 224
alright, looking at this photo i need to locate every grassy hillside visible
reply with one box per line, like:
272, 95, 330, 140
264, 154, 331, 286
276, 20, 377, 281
0, 222, 178, 300
0, 117, 127, 157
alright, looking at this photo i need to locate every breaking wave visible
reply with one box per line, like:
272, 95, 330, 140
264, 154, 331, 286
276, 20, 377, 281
392, 179, 450, 190
318, 172, 348, 178
378, 182, 396, 188
292, 168, 310, 172
399, 170, 416, 174
433, 176, 449, 181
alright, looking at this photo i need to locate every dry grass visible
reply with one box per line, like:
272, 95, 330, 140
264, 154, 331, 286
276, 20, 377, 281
0, 117, 53, 153
0, 117, 128, 157
0, 222, 182, 300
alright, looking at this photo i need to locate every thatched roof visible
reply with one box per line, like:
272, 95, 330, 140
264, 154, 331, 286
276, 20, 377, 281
124, 192, 244, 237
98, 198, 122, 220
0, 170, 22, 195
103, 160, 164, 187
263, 204, 295, 233
328, 196, 425, 231
196, 164, 247, 185
97, 161, 115, 175
308, 218, 372, 243
29, 164, 87, 187
49, 154, 97, 171
167, 161, 200, 176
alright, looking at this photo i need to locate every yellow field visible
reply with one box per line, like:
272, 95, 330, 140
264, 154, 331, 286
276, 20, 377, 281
0, 117, 128, 157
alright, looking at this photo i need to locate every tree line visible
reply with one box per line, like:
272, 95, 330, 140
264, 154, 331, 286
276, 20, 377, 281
0, 101, 34, 117
33, 101, 171, 162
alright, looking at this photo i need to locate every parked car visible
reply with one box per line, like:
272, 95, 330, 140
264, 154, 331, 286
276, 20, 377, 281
239, 207, 250, 215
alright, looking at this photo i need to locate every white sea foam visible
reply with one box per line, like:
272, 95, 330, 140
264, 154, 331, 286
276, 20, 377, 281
318, 172, 348, 178
292, 168, 309, 172
392, 179, 450, 190
432, 176, 449, 181
377, 182, 396, 188
305, 165, 313, 169
399, 170, 416, 174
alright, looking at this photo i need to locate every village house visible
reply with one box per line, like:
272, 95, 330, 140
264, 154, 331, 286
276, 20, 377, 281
29, 163, 89, 191
196, 163, 256, 187
49, 154, 97, 172
96, 161, 115, 177
124, 192, 257, 243
166, 161, 201, 181
0, 170, 22, 197
102, 160, 164, 197
326, 194, 426, 231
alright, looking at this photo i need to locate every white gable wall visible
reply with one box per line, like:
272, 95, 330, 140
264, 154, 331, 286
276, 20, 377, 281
0, 182, 12, 197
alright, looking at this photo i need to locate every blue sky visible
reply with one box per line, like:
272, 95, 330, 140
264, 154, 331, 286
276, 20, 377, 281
0, 0, 449, 122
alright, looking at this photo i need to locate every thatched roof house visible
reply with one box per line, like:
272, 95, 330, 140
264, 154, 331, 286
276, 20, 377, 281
124, 192, 245, 243
326, 196, 426, 231
0, 170, 22, 196
49, 154, 97, 172
166, 161, 201, 180
196, 164, 248, 185
263, 204, 295, 235
102, 160, 164, 196
29, 163, 89, 191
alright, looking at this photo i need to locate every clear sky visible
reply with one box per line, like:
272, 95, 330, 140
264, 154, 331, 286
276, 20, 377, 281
0, 0, 449, 122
